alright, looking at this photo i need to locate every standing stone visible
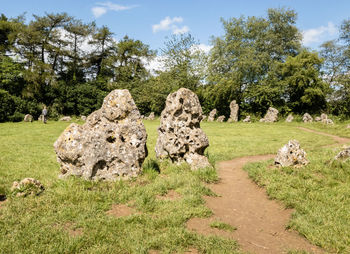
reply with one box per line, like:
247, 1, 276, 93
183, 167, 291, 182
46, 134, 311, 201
260, 107, 278, 122
242, 115, 251, 123
155, 88, 210, 169
228, 100, 239, 122
217, 115, 225, 122
24, 114, 33, 122
302, 113, 313, 123
319, 113, 333, 124
54, 89, 148, 181
275, 140, 309, 167
315, 116, 321, 122
38, 114, 45, 122
60, 116, 72, 121
207, 109, 217, 122
145, 112, 155, 120
285, 114, 294, 123
335, 147, 350, 161
11, 178, 44, 197
81, 116, 87, 121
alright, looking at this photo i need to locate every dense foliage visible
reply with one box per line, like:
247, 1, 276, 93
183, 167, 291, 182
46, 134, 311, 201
0, 9, 349, 122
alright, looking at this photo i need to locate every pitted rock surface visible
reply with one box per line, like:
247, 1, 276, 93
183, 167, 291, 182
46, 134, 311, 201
319, 113, 333, 124
217, 115, 225, 122
275, 140, 309, 167
11, 178, 44, 197
285, 114, 294, 123
228, 100, 239, 122
335, 147, 350, 161
260, 107, 278, 122
155, 88, 210, 169
54, 89, 147, 181
24, 114, 33, 122
302, 113, 313, 123
243, 115, 251, 123
207, 109, 217, 122
315, 116, 321, 122
81, 116, 86, 121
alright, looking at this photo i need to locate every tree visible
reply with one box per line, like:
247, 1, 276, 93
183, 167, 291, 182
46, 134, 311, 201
207, 8, 301, 116
278, 50, 329, 113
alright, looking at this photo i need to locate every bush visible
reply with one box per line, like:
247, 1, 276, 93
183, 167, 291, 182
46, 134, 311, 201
8, 112, 24, 122
0, 89, 15, 122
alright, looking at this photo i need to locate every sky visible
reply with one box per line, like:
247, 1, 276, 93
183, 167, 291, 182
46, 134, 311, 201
1, 0, 350, 53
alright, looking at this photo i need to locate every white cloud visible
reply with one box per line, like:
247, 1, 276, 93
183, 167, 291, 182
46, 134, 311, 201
152, 16, 190, 35
191, 44, 213, 54
173, 26, 190, 35
302, 22, 338, 46
92, 2, 139, 18
92, 7, 108, 18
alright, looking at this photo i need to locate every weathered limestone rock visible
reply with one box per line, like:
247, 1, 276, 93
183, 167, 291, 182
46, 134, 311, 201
302, 113, 313, 123
228, 100, 239, 122
275, 140, 309, 167
54, 89, 148, 181
145, 112, 155, 120
60, 116, 72, 121
260, 107, 278, 122
11, 178, 44, 197
335, 147, 350, 161
285, 114, 294, 123
319, 113, 334, 124
81, 116, 86, 121
242, 115, 251, 123
24, 114, 33, 122
155, 88, 210, 169
320, 113, 327, 121
207, 109, 217, 122
217, 115, 225, 122
315, 116, 321, 122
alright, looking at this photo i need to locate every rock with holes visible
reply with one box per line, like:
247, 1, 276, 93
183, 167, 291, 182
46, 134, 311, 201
207, 109, 217, 122
302, 113, 313, 123
217, 115, 225, 122
242, 115, 251, 123
60, 116, 72, 121
54, 89, 147, 181
315, 116, 321, 122
155, 88, 210, 169
285, 114, 294, 123
228, 100, 239, 122
260, 107, 278, 122
81, 115, 86, 121
11, 178, 44, 197
24, 114, 33, 122
275, 140, 309, 167
335, 147, 350, 161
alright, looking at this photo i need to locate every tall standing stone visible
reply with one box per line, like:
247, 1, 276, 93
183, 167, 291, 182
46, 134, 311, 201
155, 88, 210, 169
260, 107, 279, 122
54, 89, 148, 181
207, 109, 217, 122
228, 100, 239, 122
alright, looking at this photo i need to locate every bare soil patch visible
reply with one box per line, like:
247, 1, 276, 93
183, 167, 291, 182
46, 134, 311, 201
106, 204, 136, 218
297, 127, 350, 147
156, 190, 181, 201
63, 222, 83, 237
188, 154, 325, 254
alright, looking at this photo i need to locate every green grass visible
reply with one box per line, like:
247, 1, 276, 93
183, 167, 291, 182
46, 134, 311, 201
210, 221, 237, 232
0, 119, 348, 253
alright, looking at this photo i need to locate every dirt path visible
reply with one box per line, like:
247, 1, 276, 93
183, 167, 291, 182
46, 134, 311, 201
187, 126, 350, 253
297, 127, 350, 146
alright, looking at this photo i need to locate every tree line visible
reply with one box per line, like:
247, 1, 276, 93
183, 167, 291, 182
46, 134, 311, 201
0, 8, 349, 122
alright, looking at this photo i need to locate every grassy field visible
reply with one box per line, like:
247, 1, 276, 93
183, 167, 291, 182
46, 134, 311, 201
0, 119, 348, 253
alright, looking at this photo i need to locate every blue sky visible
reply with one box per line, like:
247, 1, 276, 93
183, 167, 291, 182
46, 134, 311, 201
2, 0, 350, 52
